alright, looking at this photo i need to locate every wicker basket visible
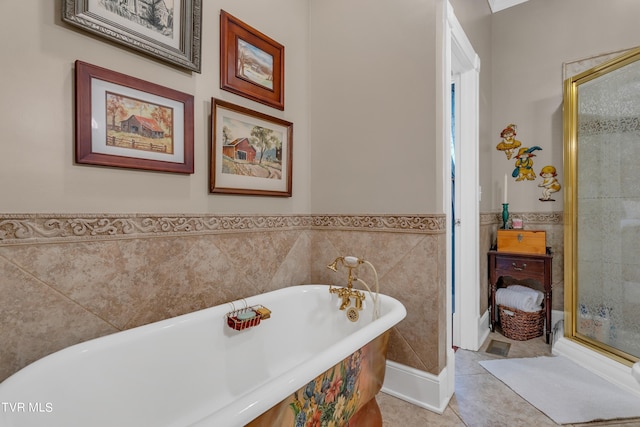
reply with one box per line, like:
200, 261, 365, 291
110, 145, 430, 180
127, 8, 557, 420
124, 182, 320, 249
498, 305, 544, 341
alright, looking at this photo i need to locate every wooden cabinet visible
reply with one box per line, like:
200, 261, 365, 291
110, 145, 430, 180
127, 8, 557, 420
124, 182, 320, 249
488, 250, 553, 343
497, 229, 546, 254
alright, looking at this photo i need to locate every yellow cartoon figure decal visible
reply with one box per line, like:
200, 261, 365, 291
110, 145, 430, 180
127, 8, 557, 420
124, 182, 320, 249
496, 124, 522, 160
538, 165, 561, 201
512, 146, 542, 181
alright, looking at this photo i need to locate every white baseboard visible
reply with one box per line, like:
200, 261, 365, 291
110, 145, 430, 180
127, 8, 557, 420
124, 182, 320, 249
381, 348, 455, 414
457, 309, 490, 351
553, 337, 640, 398
380, 311, 579, 413
477, 309, 490, 349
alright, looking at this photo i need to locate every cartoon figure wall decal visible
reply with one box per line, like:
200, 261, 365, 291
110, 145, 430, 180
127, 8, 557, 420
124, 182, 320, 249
538, 165, 561, 201
512, 146, 542, 181
496, 124, 522, 160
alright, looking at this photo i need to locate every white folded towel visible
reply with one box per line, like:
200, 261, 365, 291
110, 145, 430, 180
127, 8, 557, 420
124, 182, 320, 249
496, 287, 542, 312
508, 284, 544, 306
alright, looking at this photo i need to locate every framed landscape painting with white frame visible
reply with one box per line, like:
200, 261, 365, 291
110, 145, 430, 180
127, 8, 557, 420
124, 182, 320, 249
211, 98, 292, 196
75, 60, 194, 174
63, 0, 202, 73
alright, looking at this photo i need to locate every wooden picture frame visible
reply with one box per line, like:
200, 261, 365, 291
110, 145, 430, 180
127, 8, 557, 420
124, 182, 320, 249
220, 10, 285, 110
211, 98, 292, 196
63, 0, 202, 73
75, 60, 194, 174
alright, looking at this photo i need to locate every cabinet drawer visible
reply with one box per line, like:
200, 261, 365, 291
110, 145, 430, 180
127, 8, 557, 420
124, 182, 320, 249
494, 256, 545, 276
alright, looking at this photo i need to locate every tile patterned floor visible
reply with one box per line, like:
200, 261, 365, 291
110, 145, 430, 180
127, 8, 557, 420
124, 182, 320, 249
378, 332, 640, 427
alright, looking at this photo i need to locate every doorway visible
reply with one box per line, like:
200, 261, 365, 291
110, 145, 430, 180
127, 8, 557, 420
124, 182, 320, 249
450, 78, 460, 346
446, 3, 482, 351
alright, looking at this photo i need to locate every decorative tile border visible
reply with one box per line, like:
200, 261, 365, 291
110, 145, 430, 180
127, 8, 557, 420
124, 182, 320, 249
311, 214, 446, 233
518, 211, 563, 224
0, 213, 446, 245
0, 214, 311, 244
482, 211, 563, 226
0, 211, 561, 244
480, 213, 498, 225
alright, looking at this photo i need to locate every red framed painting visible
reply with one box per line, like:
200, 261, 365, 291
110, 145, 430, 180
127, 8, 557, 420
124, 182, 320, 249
220, 10, 285, 110
210, 98, 292, 196
75, 60, 194, 174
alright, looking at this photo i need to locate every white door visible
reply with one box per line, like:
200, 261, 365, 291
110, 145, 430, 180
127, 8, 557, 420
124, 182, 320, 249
446, 3, 482, 351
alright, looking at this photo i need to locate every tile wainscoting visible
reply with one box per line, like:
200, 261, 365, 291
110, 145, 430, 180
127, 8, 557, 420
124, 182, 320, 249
0, 211, 561, 384
0, 213, 446, 382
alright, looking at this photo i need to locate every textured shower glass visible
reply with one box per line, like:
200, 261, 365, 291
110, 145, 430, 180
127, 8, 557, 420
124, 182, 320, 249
576, 59, 640, 358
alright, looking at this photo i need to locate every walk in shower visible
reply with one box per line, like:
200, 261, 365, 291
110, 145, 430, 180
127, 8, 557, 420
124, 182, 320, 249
564, 47, 640, 365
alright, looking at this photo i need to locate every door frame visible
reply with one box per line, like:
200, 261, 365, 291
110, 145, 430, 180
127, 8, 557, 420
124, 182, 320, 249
445, 2, 483, 351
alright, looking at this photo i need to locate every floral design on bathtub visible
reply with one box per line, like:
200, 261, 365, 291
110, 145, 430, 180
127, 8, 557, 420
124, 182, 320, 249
246, 333, 388, 427
290, 349, 363, 427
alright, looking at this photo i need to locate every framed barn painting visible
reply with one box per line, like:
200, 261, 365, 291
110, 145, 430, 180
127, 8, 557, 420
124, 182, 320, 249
63, 0, 202, 73
220, 10, 285, 110
210, 98, 292, 196
75, 60, 194, 174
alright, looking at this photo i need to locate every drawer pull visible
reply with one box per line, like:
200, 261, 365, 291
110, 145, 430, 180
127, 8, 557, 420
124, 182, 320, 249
512, 262, 527, 271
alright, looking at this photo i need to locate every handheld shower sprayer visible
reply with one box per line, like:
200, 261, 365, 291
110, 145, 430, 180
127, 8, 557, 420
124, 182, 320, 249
326, 256, 380, 319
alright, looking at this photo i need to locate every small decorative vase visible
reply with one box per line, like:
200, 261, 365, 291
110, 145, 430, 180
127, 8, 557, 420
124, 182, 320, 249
502, 203, 509, 229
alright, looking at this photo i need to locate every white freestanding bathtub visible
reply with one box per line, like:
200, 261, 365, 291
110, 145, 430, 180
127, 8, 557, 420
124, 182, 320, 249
0, 284, 406, 427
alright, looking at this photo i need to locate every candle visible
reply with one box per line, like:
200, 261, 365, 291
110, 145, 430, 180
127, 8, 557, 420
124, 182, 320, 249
503, 174, 508, 204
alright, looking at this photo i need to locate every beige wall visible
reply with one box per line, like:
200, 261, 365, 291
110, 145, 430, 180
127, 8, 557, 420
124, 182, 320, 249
454, 1, 640, 320
309, 0, 441, 213
0, 1, 451, 385
485, 0, 640, 318
450, 0, 640, 216
449, 0, 494, 213
0, 1, 310, 214
489, 0, 640, 214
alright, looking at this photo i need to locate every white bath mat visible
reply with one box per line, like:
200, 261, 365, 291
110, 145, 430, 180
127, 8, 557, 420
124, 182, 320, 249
479, 355, 640, 424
